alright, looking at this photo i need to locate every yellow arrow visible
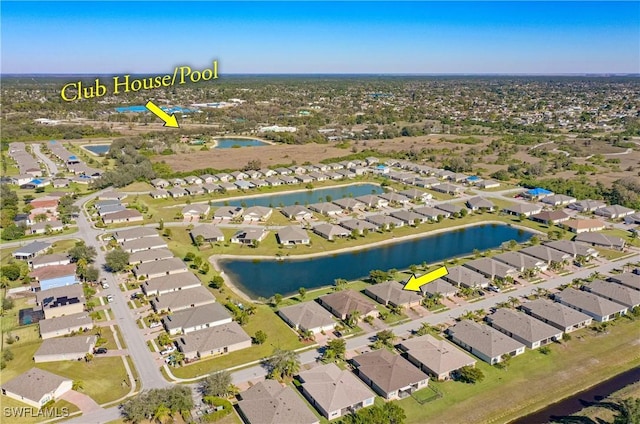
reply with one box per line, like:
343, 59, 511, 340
403, 266, 449, 292
145, 101, 179, 128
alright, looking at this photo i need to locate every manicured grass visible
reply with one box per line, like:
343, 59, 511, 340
277, 280, 371, 308
399, 317, 640, 424
38, 357, 132, 404
595, 247, 632, 261
1, 296, 35, 332
170, 304, 306, 379
599, 228, 639, 247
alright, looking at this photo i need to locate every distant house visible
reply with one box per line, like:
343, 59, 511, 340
168, 187, 188, 198
524, 187, 553, 200
312, 223, 351, 241
447, 320, 525, 364
182, 204, 210, 220
151, 178, 170, 188
379, 192, 412, 205
493, 252, 547, 274
365, 214, 404, 230
39, 312, 93, 340
128, 248, 174, 265
36, 285, 85, 319
463, 258, 517, 281
543, 240, 598, 260
29, 264, 77, 291
583, 280, 640, 309
563, 219, 606, 234
112, 227, 158, 243
399, 188, 432, 202
318, 290, 377, 321
486, 309, 563, 349
432, 183, 464, 195
554, 288, 628, 322
541, 194, 576, 206
281, 205, 313, 221
120, 237, 168, 253
177, 321, 251, 360
30, 254, 71, 270
595, 205, 635, 220
609, 272, 640, 291
529, 210, 570, 225
237, 380, 320, 424
243, 206, 273, 222
29, 220, 64, 235
277, 226, 310, 245
13, 241, 51, 260
102, 209, 143, 224
502, 203, 543, 217
520, 299, 592, 333
142, 272, 202, 296
332, 198, 365, 211
231, 228, 268, 245
190, 224, 224, 243
466, 196, 495, 211
34, 335, 97, 363
398, 334, 477, 381
278, 301, 337, 334
414, 206, 447, 221
519, 245, 572, 265
364, 281, 423, 308
162, 303, 232, 335
391, 210, 428, 225
568, 199, 607, 213
298, 363, 375, 420
151, 286, 216, 313
574, 232, 625, 250
355, 195, 388, 209
308, 202, 343, 216
185, 185, 205, 196
420, 278, 458, 298
443, 266, 490, 288
352, 349, 429, 400
339, 219, 379, 235
477, 180, 500, 189
132, 257, 188, 279
1, 368, 72, 408
213, 206, 244, 221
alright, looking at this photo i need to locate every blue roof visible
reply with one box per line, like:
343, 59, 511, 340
527, 187, 553, 196
69, 155, 77, 160
30, 179, 43, 184
467, 176, 481, 181
376, 165, 387, 169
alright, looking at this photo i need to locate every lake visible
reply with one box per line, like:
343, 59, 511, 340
219, 224, 533, 298
215, 138, 269, 148
211, 183, 383, 207
83, 144, 110, 155
114, 105, 197, 113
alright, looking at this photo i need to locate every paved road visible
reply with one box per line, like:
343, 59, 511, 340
73, 191, 170, 390
31, 142, 59, 176
225, 253, 639, 386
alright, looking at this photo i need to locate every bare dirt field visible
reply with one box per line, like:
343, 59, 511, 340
152, 134, 497, 171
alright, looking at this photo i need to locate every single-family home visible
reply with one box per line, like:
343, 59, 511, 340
447, 320, 525, 364
519, 245, 572, 266
168, 187, 188, 198
1, 368, 72, 409
355, 195, 388, 209
466, 197, 495, 212
36, 285, 85, 319
486, 309, 563, 349
112, 227, 158, 243
30, 264, 77, 291
151, 286, 216, 313
399, 188, 432, 202
185, 185, 205, 196
493, 252, 548, 274
190, 224, 224, 243
442, 266, 490, 288
529, 210, 571, 225
595, 205, 635, 220
477, 180, 501, 189
230, 228, 268, 245
213, 206, 244, 221
12, 241, 51, 260
544, 240, 599, 260
583, 280, 640, 309
162, 303, 232, 335
39, 312, 94, 340
142, 272, 202, 296
281, 205, 313, 221
541, 194, 576, 207
574, 233, 626, 250
365, 214, 405, 230
524, 187, 553, 200
398, 334, 477, 381
308, 202, 343, 216
243, 206, 273, 222
237, 380, 320, 424
568, 199, 607, 213
352, 349, 429, 400
563, 219, 606, 234
33, 335, 97, 363
312, 223, 351, 241
609, 273, 640, 291
420, 278, 458, 298
554, 288, 628, 322
391, 210, 429, 225
29, 220, 64, 235
277, 226, 310, 245
333, 198, 365, 211
318, 290, 377, 321
120, 237, 168, 253
432, 183, 464, 195
463, 258, 517, 281
364, 281, 423, 308
520, 299, 593, 333
30, 254, 71, 270
379, 192, 412, 206
177, 321, 251, 360
128, 248, 174, 265
414, 206, 447, 221
132, 257, 188, 279
298, 363, 375, 420
502, 203, 543, 217
102, 209, 144, 224
182, 204, 210, 220
339, 219, 379, 235
278, 301, 337, 334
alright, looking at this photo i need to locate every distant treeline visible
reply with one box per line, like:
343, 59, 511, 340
521, 176, 640, 210
1, 122, 119, 142
90, 138, 155, 188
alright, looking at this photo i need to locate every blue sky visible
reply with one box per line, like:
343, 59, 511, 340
1, 1, 638, 74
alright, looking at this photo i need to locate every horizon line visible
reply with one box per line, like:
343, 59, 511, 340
2, 72, 639, 77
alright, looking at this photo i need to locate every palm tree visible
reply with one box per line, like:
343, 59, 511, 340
347, 310, 362, 328
72, 380, 84, 391
508, 296, 520, 308
266, 349, 301, 381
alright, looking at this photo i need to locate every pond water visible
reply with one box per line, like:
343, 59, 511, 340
219, 223, 533, 298
215, 138, 269, 148
83, 144, 110, 155
211, 183, 383, 207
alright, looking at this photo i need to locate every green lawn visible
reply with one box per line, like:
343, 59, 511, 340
170, 304, 306, 379
599, 228, 639, 247
399, 317, 640, 424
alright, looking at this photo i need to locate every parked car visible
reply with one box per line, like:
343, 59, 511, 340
106, 295, 114, 303
487, 285, 501, 293
102, 282, 109, 289
149, 321, 162, 329
94, 347, 108, 354
160, 346, 176, 355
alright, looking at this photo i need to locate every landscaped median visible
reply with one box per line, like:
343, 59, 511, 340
399, 317, 640, 424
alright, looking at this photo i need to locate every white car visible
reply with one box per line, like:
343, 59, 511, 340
149, 322, 162, 329
106, 295, 114, 303
102, 282, 109, 289
160, 346, 176, 355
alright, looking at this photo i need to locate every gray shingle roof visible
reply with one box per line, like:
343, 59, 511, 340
352, 349, 429, 394
555, 288, 627, 318
162, 303, 232, 333
318, 290, 377, 318
447, 320, 525, 359
278, 301, 336, 332
151, 286, 216, 312
143, 272, 202, 295
178, 321, 250, 354
487, 309, 562, 345
584, 280, 640, 308
39, 312, 93, 335
113, 227, 160, 243
34, 335, 97, 358
399, 334, 476, 377
238, 380, 319, 424
1, 368, 71, 404
521, 299, 592, 330
364, 281, 423, 307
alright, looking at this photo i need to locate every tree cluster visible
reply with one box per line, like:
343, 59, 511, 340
120, 386, 193, 424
